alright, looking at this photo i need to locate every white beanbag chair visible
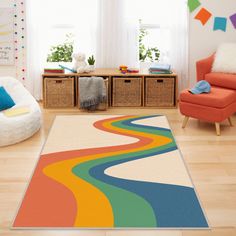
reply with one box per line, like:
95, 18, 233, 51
0, 77, 42, 147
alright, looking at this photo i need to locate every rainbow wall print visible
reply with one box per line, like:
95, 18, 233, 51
13, 115, 208, 228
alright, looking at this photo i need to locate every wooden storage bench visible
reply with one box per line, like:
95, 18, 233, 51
145, 77, 175, 107
42, 69, 177, 108
43, 77, 75, 108
112, 77, 142, 107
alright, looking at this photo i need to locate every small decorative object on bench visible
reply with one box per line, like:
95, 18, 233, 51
87, 55, 95, 72
149, 63, 172, 74
127, 68, 139, 73
119, 65, 128, 74
73, 52, 93, 73
44, 68, 65, 74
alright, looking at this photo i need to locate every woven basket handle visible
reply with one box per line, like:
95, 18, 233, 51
55, 80, 63, 84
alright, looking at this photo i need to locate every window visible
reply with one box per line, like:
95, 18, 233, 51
139, 23, 170, 63
125, 0, 174, 64
31, 0, 98, 62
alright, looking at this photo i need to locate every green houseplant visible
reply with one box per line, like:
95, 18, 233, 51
87, 55, 95, 71
47, 33, 74, 63
87, 55, 95, 65
139, 21, 160, 63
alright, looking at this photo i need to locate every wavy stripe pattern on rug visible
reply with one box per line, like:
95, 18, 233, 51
13, 115, 208, 228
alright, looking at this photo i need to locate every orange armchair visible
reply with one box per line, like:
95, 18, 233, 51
179, 54, 236, 135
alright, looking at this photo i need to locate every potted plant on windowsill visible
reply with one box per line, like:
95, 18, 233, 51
87, 55, 95, 72
46, 33, 74, 69
139, 22, 160, 69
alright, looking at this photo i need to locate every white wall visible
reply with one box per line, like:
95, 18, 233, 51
189, 0, 236, 86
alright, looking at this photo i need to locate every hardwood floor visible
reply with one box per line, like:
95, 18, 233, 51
0, 105, 236, 236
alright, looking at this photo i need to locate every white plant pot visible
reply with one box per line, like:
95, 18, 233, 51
88, 65, 95, 71
140, 61, 152, 69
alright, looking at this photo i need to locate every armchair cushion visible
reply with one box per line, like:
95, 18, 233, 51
212, 43, 236, 74
180, 87, 236, 109
0, 86, 15, 111
205, 73, 236, 90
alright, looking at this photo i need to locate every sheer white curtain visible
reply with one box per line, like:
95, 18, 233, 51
26, 0, 50, 100
169, 0, 189, 91
96, 0, 139, 68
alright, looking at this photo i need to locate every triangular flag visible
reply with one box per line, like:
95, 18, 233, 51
188, 0, 201, 13
195, 8, 212, 25
230, 13, 236, 29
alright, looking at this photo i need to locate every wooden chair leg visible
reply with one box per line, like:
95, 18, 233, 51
228, 117, 233, 126
182, 116, 189, 128
215, 122, 220, 136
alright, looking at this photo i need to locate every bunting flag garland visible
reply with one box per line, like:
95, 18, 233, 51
188, 0, 236, 32
194, 8, 212, 25
188, 0, 201, 13
230, 13, 236, 29
213, 17, 227, 32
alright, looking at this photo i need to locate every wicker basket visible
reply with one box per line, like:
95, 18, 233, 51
112, 77, 142, 107
44, 77, 74, 108
145, 77, 175, 107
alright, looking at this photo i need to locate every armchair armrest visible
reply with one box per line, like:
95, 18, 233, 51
196, 54, 215, 82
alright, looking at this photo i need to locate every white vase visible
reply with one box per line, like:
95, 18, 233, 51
140, 61, 152, 69
88, 65, 95, 71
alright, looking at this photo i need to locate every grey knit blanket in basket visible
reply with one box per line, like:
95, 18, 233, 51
79, 77, 107, 111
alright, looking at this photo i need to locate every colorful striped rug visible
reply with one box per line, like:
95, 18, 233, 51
13, 115, 208, 228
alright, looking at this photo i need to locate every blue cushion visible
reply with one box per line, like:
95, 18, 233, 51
0, 86, 15, 111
